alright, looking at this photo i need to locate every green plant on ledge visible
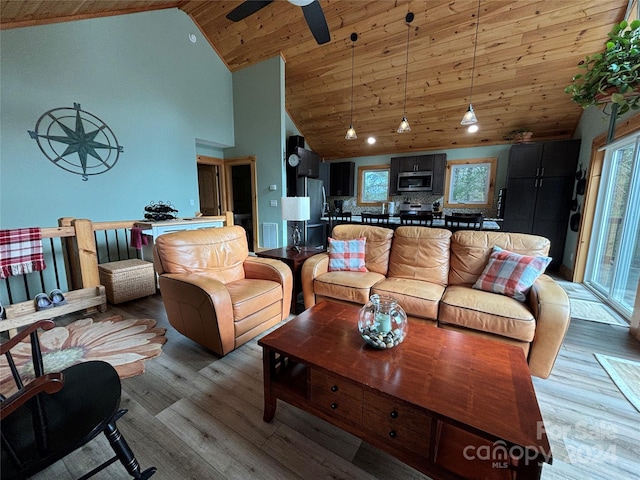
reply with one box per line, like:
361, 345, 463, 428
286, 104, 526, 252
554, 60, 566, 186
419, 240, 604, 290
503, 128, 533, 143
565, 19, 640, 143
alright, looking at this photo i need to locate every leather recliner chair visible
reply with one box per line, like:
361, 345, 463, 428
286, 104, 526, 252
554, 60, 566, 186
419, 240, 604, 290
153, 226, 292, 356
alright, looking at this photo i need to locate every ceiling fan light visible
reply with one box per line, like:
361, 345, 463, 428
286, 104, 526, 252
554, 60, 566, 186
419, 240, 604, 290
397, 116, 411, 133
460, 105, 478, 125
288, 0, 315, 6
345, 125, 357, 140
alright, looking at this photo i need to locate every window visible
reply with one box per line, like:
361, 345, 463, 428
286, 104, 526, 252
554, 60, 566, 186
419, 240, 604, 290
444, 158, 497, 208
358, 165, 390, 206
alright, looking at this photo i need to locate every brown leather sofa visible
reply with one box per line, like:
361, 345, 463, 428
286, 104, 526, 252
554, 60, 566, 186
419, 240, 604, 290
301, 224, 570, 378
153, 226, 292, 356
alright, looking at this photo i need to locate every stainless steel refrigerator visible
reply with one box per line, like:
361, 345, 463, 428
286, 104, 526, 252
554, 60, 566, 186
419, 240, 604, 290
295, 176, 327, 249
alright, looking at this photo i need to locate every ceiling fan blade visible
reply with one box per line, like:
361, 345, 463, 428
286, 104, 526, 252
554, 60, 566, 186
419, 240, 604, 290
301, 1, 330, 45
226, 1, 274, 22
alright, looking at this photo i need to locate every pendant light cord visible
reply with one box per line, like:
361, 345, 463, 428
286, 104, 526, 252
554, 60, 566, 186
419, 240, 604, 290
468, 0, 481, 104
350, 37, 355, 124
402, 19, 410, 116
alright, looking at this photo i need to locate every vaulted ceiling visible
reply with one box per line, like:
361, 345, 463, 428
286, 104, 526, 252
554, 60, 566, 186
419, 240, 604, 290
0, 1, 629, 159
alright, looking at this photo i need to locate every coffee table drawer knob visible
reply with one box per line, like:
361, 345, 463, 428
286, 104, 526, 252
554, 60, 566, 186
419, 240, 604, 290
331, 385, 338, 392
389, 430, 397, 439
390, 410, 398, 419
331, 402, 338, 409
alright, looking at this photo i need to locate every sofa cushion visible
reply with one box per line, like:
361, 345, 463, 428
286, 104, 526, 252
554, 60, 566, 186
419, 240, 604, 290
473, 246, 551, 301
314, 271, 386, 305
328, 237, 368, 272
387, 227, 451, 286
331, 225, 394, 275
448, 231, 550, 286
372, 277, 445, 321
439, 285, 536, 342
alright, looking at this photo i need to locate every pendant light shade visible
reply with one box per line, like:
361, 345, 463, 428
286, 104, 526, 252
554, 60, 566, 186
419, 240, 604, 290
345, 33, 358, 140
461, 0, 481, 126
397, 116, 411, 133
460, 105, 477, 125
398, 12, 414, 133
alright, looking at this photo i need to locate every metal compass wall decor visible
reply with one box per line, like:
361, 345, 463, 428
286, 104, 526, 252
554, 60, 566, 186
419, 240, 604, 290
28, 103, 123, 181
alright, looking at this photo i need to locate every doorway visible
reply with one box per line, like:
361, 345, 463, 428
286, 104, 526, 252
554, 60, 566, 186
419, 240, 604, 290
225, 156, 259, 252
584, 132, 640, 320
197, 157, 226, 216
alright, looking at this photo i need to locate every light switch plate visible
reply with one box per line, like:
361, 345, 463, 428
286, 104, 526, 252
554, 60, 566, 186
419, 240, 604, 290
270, 200, 278, 207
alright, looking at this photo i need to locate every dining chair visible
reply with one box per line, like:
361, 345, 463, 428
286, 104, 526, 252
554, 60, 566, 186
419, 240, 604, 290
444, 213, 484, 231
361, 213, 390, 225
399, 212, 434, 226
329, 211, 352, 229
1, 320, 157, 480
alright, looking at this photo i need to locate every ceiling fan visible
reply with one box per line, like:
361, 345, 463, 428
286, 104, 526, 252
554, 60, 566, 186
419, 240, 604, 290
226, 0, 331, 45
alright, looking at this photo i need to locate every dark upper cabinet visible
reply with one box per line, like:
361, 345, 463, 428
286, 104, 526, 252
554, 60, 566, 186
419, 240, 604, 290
431, 154, 446, 195
389, 154, 446, 195
330, 162, 355, 196
502, 139, 580, 268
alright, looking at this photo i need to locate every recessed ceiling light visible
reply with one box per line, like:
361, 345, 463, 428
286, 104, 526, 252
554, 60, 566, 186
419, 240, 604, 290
467, 124, 479, 133
367, 137, 376, 144
189, 33, 197, 43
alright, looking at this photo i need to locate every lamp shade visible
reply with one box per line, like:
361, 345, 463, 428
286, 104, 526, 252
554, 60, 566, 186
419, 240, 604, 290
281, 197, 310, 221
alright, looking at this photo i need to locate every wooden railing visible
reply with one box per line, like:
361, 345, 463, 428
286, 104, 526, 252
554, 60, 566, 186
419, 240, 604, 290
1, 213, 234, 334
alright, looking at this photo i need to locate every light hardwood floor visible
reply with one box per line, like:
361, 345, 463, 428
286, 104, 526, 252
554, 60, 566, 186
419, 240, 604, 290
30, 294, 640, 480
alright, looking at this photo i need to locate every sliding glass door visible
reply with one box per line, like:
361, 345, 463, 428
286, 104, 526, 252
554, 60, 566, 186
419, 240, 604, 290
585, 132, 640, 320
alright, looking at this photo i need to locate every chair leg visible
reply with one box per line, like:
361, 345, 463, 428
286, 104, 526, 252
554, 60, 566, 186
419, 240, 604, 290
104, 410, 157, 480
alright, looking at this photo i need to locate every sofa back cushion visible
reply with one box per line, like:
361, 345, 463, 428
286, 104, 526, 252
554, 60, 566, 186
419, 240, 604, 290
154, 225, 248, 283
331, 225, 394, 275
449, 231, 551, 286
388, 227, 452, 286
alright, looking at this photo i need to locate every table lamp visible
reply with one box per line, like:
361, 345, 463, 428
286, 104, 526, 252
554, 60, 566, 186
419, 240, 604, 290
281, 196, 310, 252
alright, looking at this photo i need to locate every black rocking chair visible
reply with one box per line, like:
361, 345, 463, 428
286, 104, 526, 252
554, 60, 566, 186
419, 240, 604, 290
1, 320, 156, 480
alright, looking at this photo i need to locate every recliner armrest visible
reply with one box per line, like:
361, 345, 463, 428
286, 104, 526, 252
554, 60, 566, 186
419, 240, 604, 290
526, 274, 571, 379
243, 257, 292, 318
158, 273, 235, 354
301, 253, 329, 308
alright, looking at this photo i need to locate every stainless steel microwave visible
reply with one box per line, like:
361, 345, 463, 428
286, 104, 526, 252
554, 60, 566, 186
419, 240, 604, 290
397, 171, 433, 192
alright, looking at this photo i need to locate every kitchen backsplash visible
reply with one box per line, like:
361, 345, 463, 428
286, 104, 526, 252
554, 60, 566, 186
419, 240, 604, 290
327, 194, 500, 219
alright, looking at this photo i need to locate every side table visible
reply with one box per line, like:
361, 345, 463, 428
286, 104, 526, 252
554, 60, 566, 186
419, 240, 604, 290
256, 246, 324, 314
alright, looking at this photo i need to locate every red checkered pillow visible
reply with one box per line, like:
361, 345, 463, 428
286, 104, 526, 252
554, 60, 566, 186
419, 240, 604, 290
472, 246, 551, 301
327, 237, 368, 272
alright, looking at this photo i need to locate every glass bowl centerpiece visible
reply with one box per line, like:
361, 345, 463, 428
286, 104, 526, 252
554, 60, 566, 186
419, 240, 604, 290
358, 294, 408, 349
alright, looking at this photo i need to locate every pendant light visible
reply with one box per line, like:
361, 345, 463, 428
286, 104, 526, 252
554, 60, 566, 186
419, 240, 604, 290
461, 0, 481, 126
397, 12, 414, 133
345, 33, 358, 140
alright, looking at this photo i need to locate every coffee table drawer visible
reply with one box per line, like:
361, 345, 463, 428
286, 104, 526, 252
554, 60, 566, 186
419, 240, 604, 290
310, 369, 363, 423
363, 390, 432, 455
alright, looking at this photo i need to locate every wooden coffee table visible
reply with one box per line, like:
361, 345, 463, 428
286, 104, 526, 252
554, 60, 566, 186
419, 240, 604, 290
258, 301, 552, 480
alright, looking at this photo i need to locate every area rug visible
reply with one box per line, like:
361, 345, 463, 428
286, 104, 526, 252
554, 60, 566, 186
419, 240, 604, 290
570, 299, 628, 326
0, 316, 166, 397
595, 354, 640, 413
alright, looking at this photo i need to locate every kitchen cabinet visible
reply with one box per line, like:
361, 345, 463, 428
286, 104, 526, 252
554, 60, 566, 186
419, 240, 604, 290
502, 140, 580, 268
390, 154, 446, 195
330, 161, 355, 196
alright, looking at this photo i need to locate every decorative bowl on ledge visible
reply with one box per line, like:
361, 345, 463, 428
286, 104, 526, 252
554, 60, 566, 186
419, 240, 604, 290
358, 294, 408, 349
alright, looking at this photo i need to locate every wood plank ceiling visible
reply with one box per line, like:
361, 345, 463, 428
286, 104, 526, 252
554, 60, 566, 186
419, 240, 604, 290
1, 0, 629, 160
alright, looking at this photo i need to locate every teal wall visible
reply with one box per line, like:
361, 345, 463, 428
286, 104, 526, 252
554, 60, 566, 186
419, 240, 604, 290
0, 9, 233, 228
563, 106, 637, 269
226, 56, 286, 247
